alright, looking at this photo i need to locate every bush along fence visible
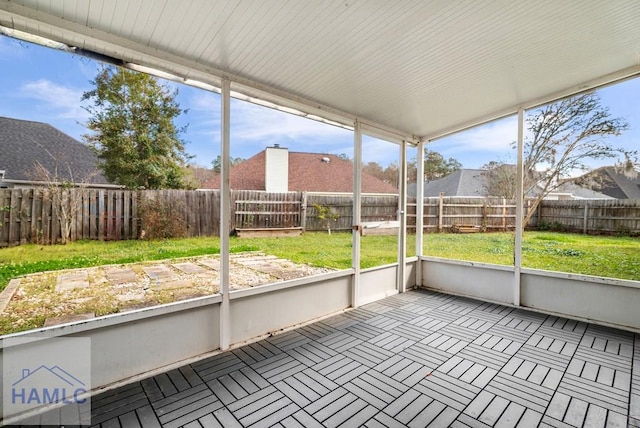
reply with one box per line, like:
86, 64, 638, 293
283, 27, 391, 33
1, 188, 639, 246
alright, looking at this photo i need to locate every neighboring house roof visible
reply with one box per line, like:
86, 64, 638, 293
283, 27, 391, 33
408, 169, 486, 197
408, 168, 614, 199
0, 116, 109, 185
203, 150, 398, 193
549, 181, 613, 200
579, 166, 640, 199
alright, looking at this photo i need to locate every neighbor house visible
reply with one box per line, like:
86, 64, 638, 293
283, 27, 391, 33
576, 166, 640, 199
203, 145, 398, 194
0, 116, 112, 188
408, 168, 612, 199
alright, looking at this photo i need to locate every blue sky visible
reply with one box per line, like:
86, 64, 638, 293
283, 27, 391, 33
1, 35, 638, 170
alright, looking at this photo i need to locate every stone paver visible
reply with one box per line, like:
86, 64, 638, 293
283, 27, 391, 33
43, 312, 95, 327
14, 289, 639, 427
104, 267, 138, 284
56, 270, 90, 292
171, 262, 208, 275
143, 265, 178, 282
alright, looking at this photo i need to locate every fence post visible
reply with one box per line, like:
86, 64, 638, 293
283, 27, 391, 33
438, 192, 444, 232
583, 200, 589, 234
300, 192, 307, 231
502, 197, 507, 231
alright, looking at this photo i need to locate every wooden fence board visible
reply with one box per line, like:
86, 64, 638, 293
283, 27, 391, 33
19, 189, 31, 244
1, 188, 639, 247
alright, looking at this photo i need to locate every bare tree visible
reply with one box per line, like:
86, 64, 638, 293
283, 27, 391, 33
482, 162, 517, 198
30, 154, 99, 244
484, 92, 633, 228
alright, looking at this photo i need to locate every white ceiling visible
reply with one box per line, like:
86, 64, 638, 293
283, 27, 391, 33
1, 0, 640, 142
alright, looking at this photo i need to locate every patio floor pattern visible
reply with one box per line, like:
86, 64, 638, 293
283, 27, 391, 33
14, 289, 640, 427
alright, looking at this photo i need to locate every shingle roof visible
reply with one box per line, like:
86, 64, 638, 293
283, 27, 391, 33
203, 150, 398, 193
408, 169, 486, 197
0, 116, 108, 184
586, 167, 640, 199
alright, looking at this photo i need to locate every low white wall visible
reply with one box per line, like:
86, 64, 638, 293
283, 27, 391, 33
420, 257, 640, 332
360, 264, 398, 305
521, 269, 640, 331
0, 296, 221, 423
421, 257, 514, 304
229, 271, 352, 344
1, 297, 221, 389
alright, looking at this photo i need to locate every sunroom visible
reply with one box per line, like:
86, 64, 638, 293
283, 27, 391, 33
0, 1, 639, 426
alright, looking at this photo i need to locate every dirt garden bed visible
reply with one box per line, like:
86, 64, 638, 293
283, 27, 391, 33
0, 252, 334, 335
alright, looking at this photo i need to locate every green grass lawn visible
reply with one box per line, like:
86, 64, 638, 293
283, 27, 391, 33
423, 232, 640, 280
0, 231, 638, 291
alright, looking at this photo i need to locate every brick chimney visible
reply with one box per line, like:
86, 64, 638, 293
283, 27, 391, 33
265, 144, 288, 192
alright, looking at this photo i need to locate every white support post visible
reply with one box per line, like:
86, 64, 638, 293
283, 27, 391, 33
397, 140, 407, 293
351, 120, 362, 308
415, 141, 425, 287
514, 107, 525, 306
220, 78, 231, 349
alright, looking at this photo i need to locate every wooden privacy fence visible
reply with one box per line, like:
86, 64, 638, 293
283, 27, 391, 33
2, 187, 640, 246
410, 195, 519, 232
0, 188, 220, 246
529, 198, 640, 234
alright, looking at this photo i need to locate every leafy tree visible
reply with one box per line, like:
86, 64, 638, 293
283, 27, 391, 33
423, 149, 462, 181
211, 155, 245, 173
362, 149, 461, 189
362, 161, 384, 180
182, 164, 216, 189
483, 92, 632, 227
82, 66, 190, 189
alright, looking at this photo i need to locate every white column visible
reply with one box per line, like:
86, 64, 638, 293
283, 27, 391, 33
220, 78, 231, 349
397, 140, 407, 293
351, 120, 362, 308
514, 108, 525, 306
415, 141, 425, 287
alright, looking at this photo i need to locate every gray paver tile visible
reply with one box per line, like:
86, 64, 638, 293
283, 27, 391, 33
193, 352, 246, 381
563, 397, 588, 426
516, 344, 572, 372
583, 404, 607, 428
485, 372, 553, 413
287, 340, 336, 366
252, 353, 305, 383
297, 321, 337, 340
317, 331, 364, 353
345, 341, 394, 367
268, 331, 311, 352
415, 372, 479, 411
493, 401, 526, 428
344, 371, 407, 409
386, 391, 434, 425
366, 411, 407, 428
40, 290, 640, 428
459, 343, 510, 370
478, 395, 510, 426
343, 322, 384, 340
313, 354, 368, 385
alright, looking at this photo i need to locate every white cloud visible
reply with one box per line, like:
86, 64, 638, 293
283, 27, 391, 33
230, 99, 352, 144
435, 116, 518, 153
19, 79, 88, 120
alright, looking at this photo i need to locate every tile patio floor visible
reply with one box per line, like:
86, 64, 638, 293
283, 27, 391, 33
14, 289, 640, 427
